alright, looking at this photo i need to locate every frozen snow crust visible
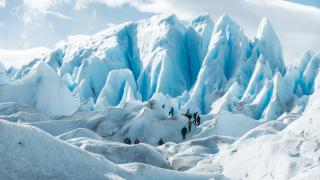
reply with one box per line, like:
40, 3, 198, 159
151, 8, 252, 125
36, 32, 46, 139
1, 13, 320, 179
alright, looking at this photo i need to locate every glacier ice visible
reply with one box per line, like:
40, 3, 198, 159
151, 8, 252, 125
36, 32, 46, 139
0, 13, 320, 179
1, 13, 318, 122
5, 13, 309, 121
95, 69, 141, 110
0, 62, 79, 118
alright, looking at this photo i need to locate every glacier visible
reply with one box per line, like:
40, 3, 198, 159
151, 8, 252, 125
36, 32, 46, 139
9, 13, 304, 121
0, 13, 320, 179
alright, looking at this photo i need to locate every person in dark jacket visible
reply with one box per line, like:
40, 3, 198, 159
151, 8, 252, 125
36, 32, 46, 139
196, 113, 201, 126
181, 126, 188, 140
193, 112, 198, 123
188, 117, 192, 133
134, 138, 140, 144
123, 136, 132, 145
193, 112, 201, 126
169, 107, 174, 117
158, 138, 165, 146
184, 109, 192, 120
186, 108, 190, 115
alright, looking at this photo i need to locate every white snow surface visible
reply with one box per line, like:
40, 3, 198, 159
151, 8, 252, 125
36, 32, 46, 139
0, 13, 320, 179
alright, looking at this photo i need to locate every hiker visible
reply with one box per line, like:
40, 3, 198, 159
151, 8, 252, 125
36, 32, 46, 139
188, 117, 192, 133
158, 138, 165, 146
193, 112, 200, 126
183, 109, 192, 119
162, 104, 165, 109
169, 107, 174, 117
183, 108, 192, 119
123, 136, 132, 145
134, 138, 140, 144
186, 108, 190, 115
181, 126, 188, 140
192, 112, 197, 125
196, 113, 201, 126
193, 112, 198, 123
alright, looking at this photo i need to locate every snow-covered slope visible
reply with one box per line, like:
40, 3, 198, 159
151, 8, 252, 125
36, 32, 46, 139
0, 119, 124, 179
188, 132, 320, 180
0, 119, 213, 179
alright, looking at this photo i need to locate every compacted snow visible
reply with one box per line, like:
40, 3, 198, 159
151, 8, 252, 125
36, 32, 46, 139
0, 13, 320, 179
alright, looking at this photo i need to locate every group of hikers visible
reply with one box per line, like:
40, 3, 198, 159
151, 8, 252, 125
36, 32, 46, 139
123, 137, 140, 145
123, 136, 165, 146
123, 107, 201, 146
180, 110, 201, 140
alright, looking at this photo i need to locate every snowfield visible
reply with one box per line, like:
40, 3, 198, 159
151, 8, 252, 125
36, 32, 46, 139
0, 13, 320, 179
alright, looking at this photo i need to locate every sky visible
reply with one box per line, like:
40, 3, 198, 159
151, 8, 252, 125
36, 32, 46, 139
0, 0, 319, 67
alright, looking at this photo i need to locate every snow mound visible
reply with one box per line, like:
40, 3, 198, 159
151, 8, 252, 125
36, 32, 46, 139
161, 135, 234, 171
190, 133, 320, 179
57, 128, 105, 141
0, 102, 43, 116
0, 62, 79, 117
192, 111, 261, 139
68, 139, 171, 169
1, 111, 50, 123
0, 119, 124, 179
0, 119, 212, 179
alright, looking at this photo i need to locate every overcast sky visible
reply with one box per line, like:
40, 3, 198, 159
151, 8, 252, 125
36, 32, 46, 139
0, 0, 319, 67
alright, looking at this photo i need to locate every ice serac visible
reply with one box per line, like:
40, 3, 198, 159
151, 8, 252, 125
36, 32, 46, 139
43, 14, 192, 104
248, 81, 274, 119
263, 67, 299, 120
190, 13, 214, 57
300, 53, 320, 95
185, 13, 214, 85
238, 56, 274, 119
297, 50, 315, 75
285, 53, 320, 139
0, 62, 79, 118
45, 23, 137, 103
46, 47, 65, 72
210, 82, 244, 115
136, 14, 191, 100
95, 69, 141, 110
6, 13, 315, 121
187, 15, 250, 114
181, 15, 298, 120
13, 59, 40, 80
240, 64, 299, 120
256, 18, 286, 76
242, 56, 273, 100
4, 66, 17, 79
